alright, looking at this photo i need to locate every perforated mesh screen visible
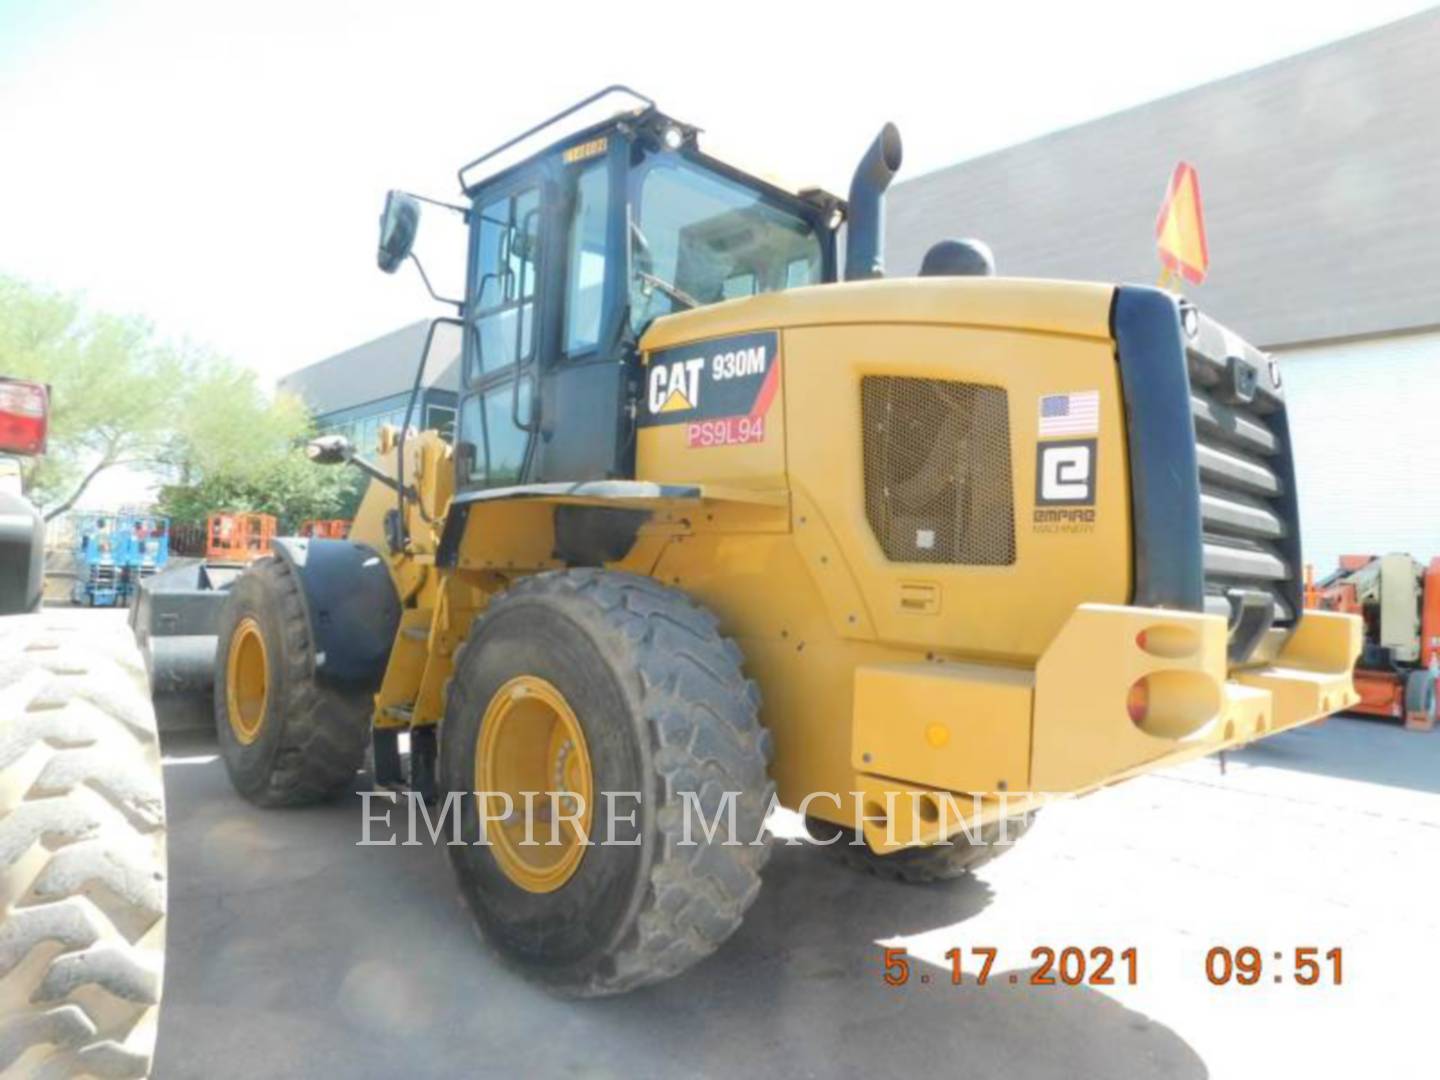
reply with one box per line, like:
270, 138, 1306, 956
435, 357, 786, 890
861, 377, 1016, 565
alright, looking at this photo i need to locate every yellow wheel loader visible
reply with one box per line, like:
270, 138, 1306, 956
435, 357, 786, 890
203, 86, 1360, 995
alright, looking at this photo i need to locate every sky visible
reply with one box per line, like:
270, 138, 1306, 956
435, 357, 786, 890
1, 0, 1433, 386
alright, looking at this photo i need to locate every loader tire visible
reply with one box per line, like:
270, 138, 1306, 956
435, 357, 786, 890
441, 569, 773, 996
213, 556, 370, 807
0, 611, 167, 1078
805, 813, 1034, 884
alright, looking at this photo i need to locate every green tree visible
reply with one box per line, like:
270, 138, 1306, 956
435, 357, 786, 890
156, 448, 365, 534
0, 276, 181, 518
161, 352, 312, 484
153, 353, 366, 531
1, 275, 360, 529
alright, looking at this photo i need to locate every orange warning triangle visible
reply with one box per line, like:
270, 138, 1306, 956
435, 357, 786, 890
659, 388, 693, 413
1155, 162, 1209, 285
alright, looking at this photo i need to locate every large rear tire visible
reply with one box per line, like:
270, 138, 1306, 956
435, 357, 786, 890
805, 813, 1035, 884
213, 556, 371, 807
0, 611, 167, 1077
440, 569, 773, 996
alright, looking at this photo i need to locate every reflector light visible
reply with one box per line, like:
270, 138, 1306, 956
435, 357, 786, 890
0, 378, 48, 456
1127, 678, 1150, 726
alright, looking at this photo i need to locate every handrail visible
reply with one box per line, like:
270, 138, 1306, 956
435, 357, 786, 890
457, 84, 654, 193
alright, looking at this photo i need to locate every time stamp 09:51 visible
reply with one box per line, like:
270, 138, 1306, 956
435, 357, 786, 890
881, 946, 1345, 987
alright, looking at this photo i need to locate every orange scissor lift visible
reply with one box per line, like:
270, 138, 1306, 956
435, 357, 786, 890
298, 518, 351, 540
205, 512, 277, 564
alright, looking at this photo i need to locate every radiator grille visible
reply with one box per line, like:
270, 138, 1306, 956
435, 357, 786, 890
1184, 319, 1301, 627
861, 377, 1015, 565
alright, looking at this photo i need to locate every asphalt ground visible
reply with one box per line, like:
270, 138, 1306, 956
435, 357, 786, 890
145, 708, 1440, 1079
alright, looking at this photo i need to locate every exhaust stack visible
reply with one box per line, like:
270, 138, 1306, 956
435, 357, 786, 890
844, 123, 903, 281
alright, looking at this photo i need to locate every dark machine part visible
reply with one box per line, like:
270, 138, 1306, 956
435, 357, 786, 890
920, 238, 997, 277
844, 123, 903, 281
129, 561, 244, 715
0, 487, 44, 616
269, 538, 400, 688
131, 537, 399, 733
552, 505, 648, 566
1111, 286, 1302, 664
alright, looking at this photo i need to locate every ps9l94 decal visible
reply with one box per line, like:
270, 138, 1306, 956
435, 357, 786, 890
640, 331, 780, 446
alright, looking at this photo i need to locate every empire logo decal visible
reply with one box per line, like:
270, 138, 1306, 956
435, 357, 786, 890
1033, 438, 1097, 533
640, 330, 780, 447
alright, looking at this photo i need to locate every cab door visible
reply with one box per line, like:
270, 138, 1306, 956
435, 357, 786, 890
529, 137, 631, 482
456, 139, 631, 492
456, 167, 550, 491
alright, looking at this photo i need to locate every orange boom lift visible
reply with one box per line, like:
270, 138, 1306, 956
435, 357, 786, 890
1306, 555, 1440, 730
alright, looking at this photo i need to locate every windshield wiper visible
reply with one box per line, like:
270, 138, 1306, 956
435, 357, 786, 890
636, 270, 698, 311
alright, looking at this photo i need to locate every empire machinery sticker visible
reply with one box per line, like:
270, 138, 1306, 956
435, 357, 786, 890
639, 330, 781, 448
1033, 391, 1099, 534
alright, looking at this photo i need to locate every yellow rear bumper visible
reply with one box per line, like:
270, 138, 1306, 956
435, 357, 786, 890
849, 604, 1361, 852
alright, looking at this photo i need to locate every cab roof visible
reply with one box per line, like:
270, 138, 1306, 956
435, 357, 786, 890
456, 85, 843, 218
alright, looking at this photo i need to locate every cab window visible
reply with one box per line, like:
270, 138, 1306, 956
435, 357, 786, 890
629, 158, 822, 332
469, 186, 540, 379
564, 162, 610, 356
457, 381, 531, 486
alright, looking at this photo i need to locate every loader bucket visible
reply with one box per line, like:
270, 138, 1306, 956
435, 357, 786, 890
129, 559, 242, 729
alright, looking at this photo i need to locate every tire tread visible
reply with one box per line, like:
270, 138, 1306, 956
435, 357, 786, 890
807, 813, 1035, 884
215, 557, 369, 807
454, 569, 773, 996
0, 612, 167, 1078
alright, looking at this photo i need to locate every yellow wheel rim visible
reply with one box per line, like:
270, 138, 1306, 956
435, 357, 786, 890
226, 616, 269, 746
476, 675, 593, 893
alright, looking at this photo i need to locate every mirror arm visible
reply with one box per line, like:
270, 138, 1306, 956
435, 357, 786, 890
409, 254, 464, 312
406, 192, 470, 219
346, 453, 422, 506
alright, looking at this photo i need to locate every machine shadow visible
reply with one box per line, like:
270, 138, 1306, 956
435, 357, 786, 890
1228, 715, 1440, 795
583, 841, 1209, 1080
154, 741, 1208, 1080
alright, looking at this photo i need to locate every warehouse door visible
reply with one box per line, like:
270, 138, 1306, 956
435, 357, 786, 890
1279, 330, 1440, 572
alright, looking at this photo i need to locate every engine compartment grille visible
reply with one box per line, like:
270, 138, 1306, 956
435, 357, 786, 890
1184, 315, 1301, 628
860, 376, 1016, 565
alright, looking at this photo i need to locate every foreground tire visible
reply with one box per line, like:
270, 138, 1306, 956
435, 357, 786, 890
441, 569, 773, 996
213, 556, 370, 807
806, 813, 1035, 884
0, 611, 167, 1078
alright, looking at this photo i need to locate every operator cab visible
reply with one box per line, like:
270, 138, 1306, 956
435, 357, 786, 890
380, 87, 842, 494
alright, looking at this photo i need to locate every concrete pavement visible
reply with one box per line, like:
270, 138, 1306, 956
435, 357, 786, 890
153, 716, 1439, 1079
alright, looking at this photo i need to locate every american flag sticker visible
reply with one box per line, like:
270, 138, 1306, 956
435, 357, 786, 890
1038, 390, 1100, 437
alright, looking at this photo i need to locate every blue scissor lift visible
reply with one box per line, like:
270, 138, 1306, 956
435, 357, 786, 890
71, 512, 170, 606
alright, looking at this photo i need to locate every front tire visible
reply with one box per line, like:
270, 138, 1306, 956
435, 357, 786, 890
0, 611, 167, 1077
441, 569, 773, 996
213, 556, 371, 807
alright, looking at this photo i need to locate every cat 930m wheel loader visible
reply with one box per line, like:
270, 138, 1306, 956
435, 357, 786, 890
201, 87, 1361, 995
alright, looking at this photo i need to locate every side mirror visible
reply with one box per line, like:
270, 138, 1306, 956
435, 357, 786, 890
377, 190, 421, 274
306, 434, 354, 465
